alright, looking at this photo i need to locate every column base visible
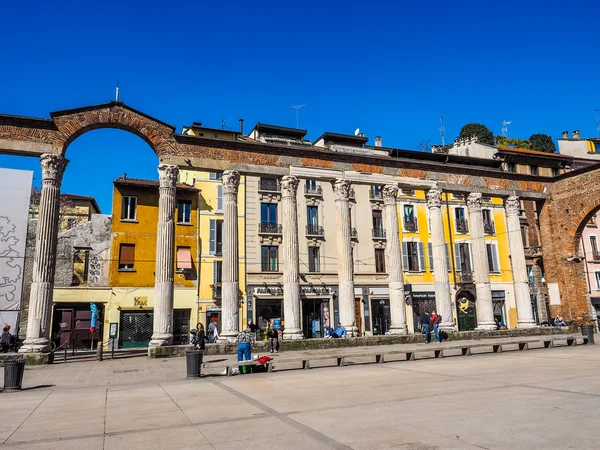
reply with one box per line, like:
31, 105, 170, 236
439, 322, 456, 332
283, 328, 304, 340
19, 338, 52, 353
218, 331, 239, 343
475, 322, 497, 331
148, 334, 173, 347
517, 321, 538, 329
387, 326, 408, 335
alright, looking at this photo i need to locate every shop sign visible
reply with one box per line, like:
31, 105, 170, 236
252, 286, 334, 296
109, 323, 118, 339
134, 296, 148, 307
206, 306, 221, 312
412, 292, 436, 301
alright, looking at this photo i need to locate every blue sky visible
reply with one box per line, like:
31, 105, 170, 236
1, 0, 599, 212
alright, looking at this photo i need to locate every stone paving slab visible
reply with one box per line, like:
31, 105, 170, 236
0, 343, 599, 449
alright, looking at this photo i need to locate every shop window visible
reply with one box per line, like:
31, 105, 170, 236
261, 246, 279, 272
176, 247, 193, 272
375, 248, 386, 273
121, 196, 137, 221
177, 200, 192, 224
308, 246, 320, 272
209, 219, 223, 255
118, 244, 135, 270
486, 243, 500, 272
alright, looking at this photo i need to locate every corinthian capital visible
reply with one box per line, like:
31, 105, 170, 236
504, 195, 520, 216
382, 185, 399, 205
281, 175, 299, 198
426, 188, 442, 208
466, 193, 482, 211
40, 154, 68, 184
222, 170, 240, 194
332, 179, 352, 201
158, 164, 179, 188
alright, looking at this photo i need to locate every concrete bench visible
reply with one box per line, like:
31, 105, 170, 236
203, 359, 262, 376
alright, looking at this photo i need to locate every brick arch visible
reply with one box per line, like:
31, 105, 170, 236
540, 165, 600, 325
50, 102, 177, 157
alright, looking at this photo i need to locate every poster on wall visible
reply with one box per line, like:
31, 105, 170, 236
0, 168, 33, 332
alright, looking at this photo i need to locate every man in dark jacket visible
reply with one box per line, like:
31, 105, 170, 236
421, 312, 431, 343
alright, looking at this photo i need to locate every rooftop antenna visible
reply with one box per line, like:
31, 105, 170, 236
595, 109, 600, 137
502, 120, 512, 137
115, 81, 120, 102
439, 116, 446, 146
287, 104, 306, 129
354, 128, 360, 136
221, 118, 232, 130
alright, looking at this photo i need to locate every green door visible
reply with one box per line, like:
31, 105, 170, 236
457, 295, 477, 331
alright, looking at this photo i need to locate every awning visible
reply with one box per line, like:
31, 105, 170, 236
119, 244, 135, 265
177, 247, 193, 269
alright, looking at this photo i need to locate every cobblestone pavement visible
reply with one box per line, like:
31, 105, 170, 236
1, 337, 598, 449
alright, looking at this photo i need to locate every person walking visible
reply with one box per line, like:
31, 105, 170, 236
430, 310, 441, 343
267, 322, 279, 353
0, 325, 11, 353
235, 327, 255, 374
208, 320, 219, 343
420, 312, 431, 343
196, 323, 206, 350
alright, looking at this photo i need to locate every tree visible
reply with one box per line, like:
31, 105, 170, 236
495, 136, 532, 149
417, 139, 431, 152
529, 133, 556, 153
459, 123, 494, 146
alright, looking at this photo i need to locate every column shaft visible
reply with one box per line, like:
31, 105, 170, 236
281, 176, 303, 339
150, 164, 178, 346
333, 179, 356, 334
505, 196, 536, 327
220, 170, 240, 340
426, 188, 455, 331
383, 185, 407, 334
467, 193, 496, 330
20, 154, 68, 353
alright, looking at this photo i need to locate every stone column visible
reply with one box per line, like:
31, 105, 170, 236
382, 185, 407, 334
467, 193, 496, 330
426, 188, 455, 331
281, 176, 304, 339
219, 170, 241, 341
20, 154, 68, 353
149, 164, 179, 347
333, 179, 357, 334
505, 195, 536, 327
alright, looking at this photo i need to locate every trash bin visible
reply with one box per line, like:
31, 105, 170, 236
581, 325, 595, 344
3, 357, 26, 392
185, 350, 203, 378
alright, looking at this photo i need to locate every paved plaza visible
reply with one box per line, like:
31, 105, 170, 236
1, 340, 599, 449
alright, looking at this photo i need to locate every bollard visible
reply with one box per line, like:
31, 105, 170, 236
96, 341, 104, 361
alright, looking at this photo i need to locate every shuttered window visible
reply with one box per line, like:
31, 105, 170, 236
177, 200, 192, 224
216, 185, 223, 212
486, 243, 500, 272
176, 247, 193, 270
375, 248, 386, 273
118, 244, 135, 270
213, 260, 222, 284
209, 220, 223, 255
402, 242, 424, 272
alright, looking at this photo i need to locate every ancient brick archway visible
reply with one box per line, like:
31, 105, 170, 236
540, 166, 600, 325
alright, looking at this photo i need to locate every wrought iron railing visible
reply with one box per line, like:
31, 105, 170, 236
456, 218, 469, 233
259, 178, 281, 192
593, 252, 600, 262
306, 224, 324, 236
259, 222, 282, 234
212, 285, 222, 300
372, 227, 386, 238
304, 185, 323, 196
458, 271, 474, 283
483, 221, 495, 235
404, 216, 418, 232
369, 189, 383, 200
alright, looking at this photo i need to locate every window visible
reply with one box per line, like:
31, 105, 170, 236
521, 225, 529, 247
506, 163, 516, 173
261, 203, 278, 223
455, 207, 468, 233
259, 177, 280, 191
209, 219, 223, 255
209, 172, 223, 180
482, 209, 495, 234
402, 241, 425, 272
216, 184, 223, 212
66, 217, 77, 230
375, 248, 386, 273
403, 205, 418, 232
121, 196, 137, 221
307, 206, 318, 225
552, 167, 560, 177
486, 243, 500, 272
370, 185, 383, 200
373, 210, 383, 230
176, 247, 193, 272
492, 291, 506, 325
591, 236, 599, 260
454, 243, 472, 272
177, 200, 192, 223
261, 246, 278, 272
118, 244, 135, 270
428, 243, 434, 272
596, 271, 600, 289
213, 261, 223, 284
308, 246, 320, 272
530, 165, 539, 176
306, 179, 317, 190
72, 248, 89, 285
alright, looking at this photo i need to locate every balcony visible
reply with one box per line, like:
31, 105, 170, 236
593, 252, 600, 262
211, 284, 222, 300
404, 216, 418, 232
483, 221, 495, 235
372, 227, 386, 239
457, 271, 474, 284
304, 185, 323, 197
306, 224, 324, 237
259, 222, 282, 235
259, 178, 281, 192
456, 218, 469, 234
369, 189, 383, 201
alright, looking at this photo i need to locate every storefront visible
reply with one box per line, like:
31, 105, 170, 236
456, 289, 477, 331
118, 308, 191, 348
370, 298, 391, 335
52, 302, 103, 350
411, 292, 436, 333
492, 290, 507, 326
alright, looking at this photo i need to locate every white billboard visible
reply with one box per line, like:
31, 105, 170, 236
0, 168, 33, 332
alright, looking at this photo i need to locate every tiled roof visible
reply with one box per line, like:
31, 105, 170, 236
60, 194, 101, 213
113, 177, 198, 191
496, 147, 573, 159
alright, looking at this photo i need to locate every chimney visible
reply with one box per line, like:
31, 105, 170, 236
123, 173, 127, 180
562, 131, 569, 139
375, 136, 382, 147
239, 119, 244, 134
573, 130, 581, 139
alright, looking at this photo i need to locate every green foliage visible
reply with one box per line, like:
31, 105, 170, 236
529, 133, 556, 153
458, 123, 494, 146
494, 136, 532, 149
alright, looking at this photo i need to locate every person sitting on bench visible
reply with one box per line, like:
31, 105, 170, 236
330, 323, 347, 339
